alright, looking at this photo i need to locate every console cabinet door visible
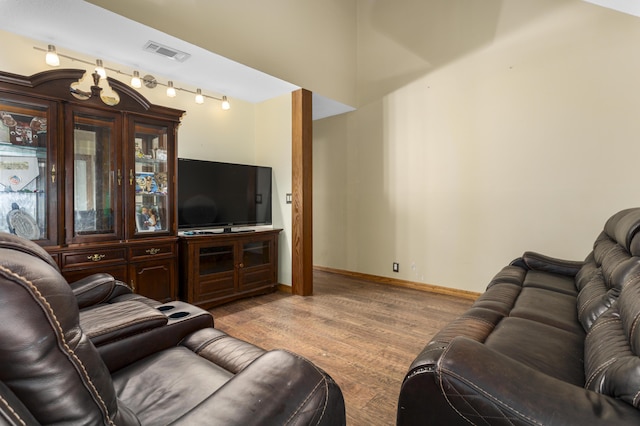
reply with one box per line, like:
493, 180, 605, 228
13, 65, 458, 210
238, 237, 276, 292
130, 258, 176, 303
194, 243, 237, 304
129, 239, 177, 302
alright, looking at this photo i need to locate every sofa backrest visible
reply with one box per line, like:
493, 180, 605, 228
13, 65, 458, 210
576, 208, 640, 331
0, 231, 60, 271
0, 236, 139, 425
584, 274, 640, 408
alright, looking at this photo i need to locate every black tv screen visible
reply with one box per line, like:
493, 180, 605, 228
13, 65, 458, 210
177, 158, 272, 231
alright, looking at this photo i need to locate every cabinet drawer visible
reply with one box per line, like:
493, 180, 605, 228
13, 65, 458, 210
240, 267, 274, 292
195, 274, 236, 302
61, 248, 127, 269
130, 243, 175, 260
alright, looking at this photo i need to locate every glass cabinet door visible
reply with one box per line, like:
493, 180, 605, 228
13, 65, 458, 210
67, 108, 121, 243
0, 96, 56, 244
132, 122, 170, 236
242, 240, 271, 268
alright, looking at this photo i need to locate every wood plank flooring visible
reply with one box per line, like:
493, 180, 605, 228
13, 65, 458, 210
209, 270, 474, 426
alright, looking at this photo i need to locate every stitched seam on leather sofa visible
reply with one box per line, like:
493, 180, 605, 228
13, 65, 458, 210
578, 292, 602, 318
0, 265, 116, 426
280, 349, 329, 425
585, 358, 617, 389
0, 394, 25, 426
585, 317, 619, 337
284, 376, 325, 425
438, 342, 544, 426
191, 334, 229, 354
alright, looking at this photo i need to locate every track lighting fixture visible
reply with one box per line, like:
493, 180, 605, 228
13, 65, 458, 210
195, 89, 204, 104
35, 45, 230, 110
166, 81, 176, 98
131, 71, 142, 89
45, 45, 60, 67
94, 59, 106, 79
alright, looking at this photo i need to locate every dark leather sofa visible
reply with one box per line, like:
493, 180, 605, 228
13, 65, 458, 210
0, 233, 345, 425
398, 207, 640, 425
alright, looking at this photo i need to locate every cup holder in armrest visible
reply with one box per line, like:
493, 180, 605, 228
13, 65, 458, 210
157, 304, 191, 319
154, 301, 213, 329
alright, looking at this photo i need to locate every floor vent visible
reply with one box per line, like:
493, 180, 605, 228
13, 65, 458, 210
143, 41, 191, 62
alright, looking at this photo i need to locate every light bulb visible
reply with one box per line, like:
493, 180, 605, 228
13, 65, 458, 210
195, 88, 204, 104
131, 71, 142, 88
45, 45, 60, 67
221, 96, 230, 110
166, 81, 176, 97
95, 59, 106, 79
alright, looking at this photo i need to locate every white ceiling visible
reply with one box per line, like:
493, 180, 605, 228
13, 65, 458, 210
0, 0, 354, 120
582, 0, 640, 17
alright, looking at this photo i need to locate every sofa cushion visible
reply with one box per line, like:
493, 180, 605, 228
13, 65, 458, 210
485, 317, 585, 386
521, 269, 578, 296
112, 346, 234, 425
510, 287, 583, 334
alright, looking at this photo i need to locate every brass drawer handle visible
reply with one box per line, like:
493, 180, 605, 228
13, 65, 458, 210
145, 248, 161, 255
87, 254, 106, 262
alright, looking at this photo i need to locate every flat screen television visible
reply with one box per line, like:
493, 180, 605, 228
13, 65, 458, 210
177, 158, 272, 232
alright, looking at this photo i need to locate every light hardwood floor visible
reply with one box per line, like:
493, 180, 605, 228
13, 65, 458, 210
209, 270, 474, 426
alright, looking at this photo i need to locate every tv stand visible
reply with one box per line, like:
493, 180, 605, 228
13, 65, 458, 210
178, 229, 282, 309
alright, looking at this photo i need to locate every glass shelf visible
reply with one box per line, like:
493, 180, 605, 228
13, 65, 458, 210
0, 99, 49, 240
133, 122, 169, 235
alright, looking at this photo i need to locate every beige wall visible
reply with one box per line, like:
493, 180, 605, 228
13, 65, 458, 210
255, 94, 293, 285
314, 0, 640, 292
87, 0, 358, 107
0, 30, 294, 285
9, 2, 640, 294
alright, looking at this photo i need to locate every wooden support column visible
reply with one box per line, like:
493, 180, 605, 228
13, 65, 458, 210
292, 89, 313, 296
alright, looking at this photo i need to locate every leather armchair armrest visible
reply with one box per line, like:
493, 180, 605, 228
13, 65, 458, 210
514, 251, 583, 276
406, 337, 640, 425
170, 349, 346, 426
70, 273, 132, 308
181, 327, 265, 374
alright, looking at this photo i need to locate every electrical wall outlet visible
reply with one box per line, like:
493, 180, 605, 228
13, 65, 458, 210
393, 262, 399, 272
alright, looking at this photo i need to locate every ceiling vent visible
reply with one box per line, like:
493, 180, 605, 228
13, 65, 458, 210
143, 41, 191, 62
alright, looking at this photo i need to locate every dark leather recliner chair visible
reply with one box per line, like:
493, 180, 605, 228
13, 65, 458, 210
0, 233, 346, 425
0, 230, 144, 308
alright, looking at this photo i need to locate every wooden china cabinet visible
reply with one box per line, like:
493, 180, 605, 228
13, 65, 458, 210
0, 69, 184, 302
